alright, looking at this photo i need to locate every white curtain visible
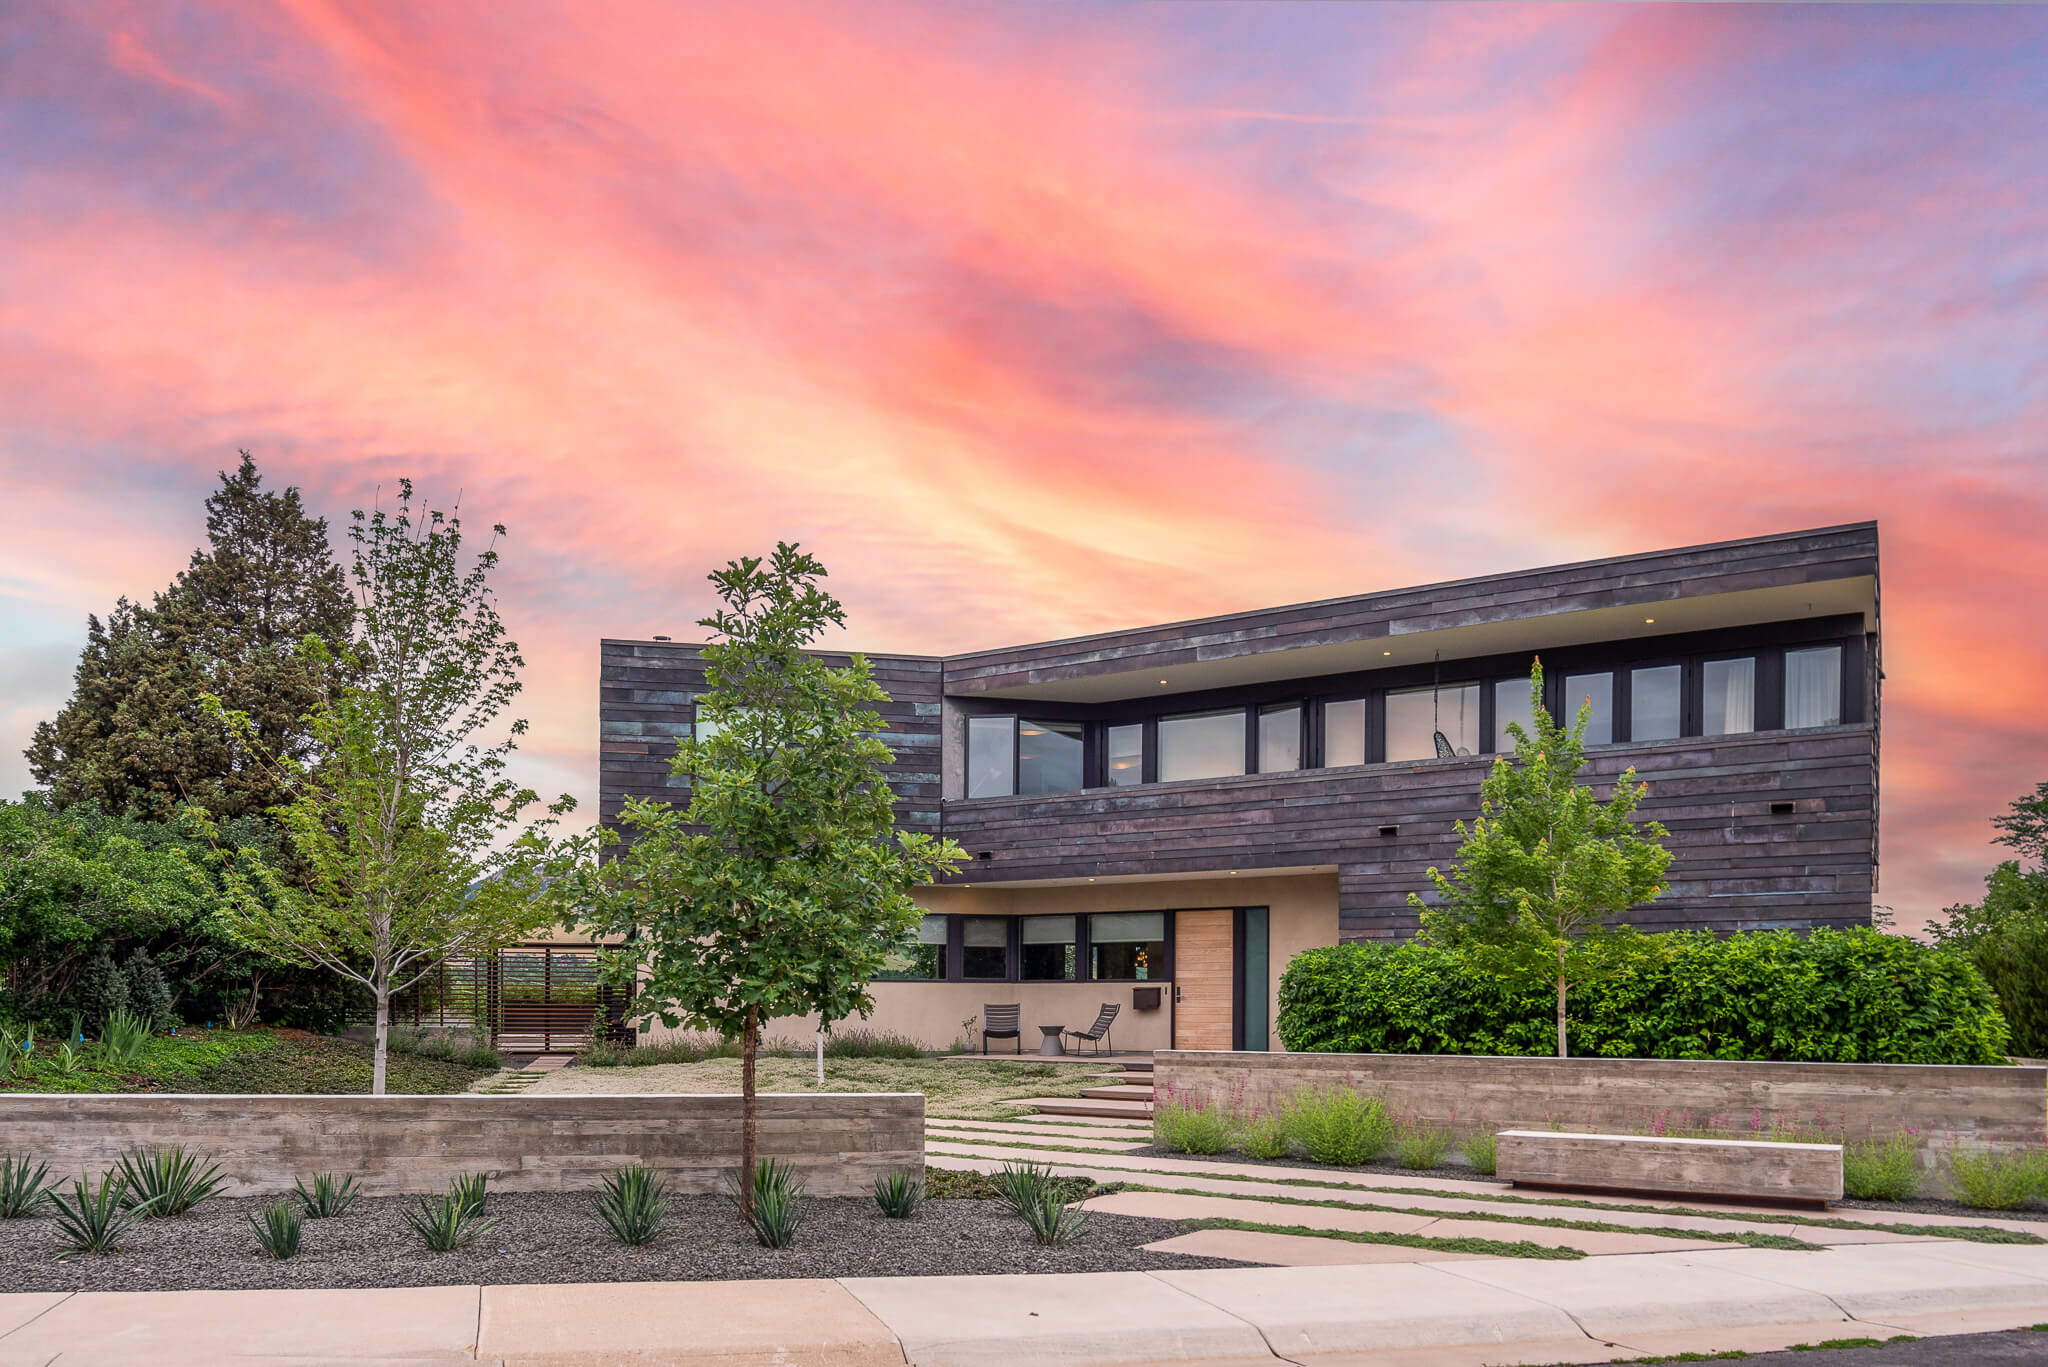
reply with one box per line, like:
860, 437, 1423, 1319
1785, 647, 1841, 729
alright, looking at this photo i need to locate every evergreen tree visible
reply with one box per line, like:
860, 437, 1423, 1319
123, 948, 177, 1031
26, 453, 353, 821
75, 950, 130, 1035
1932, 782, 2048, 1056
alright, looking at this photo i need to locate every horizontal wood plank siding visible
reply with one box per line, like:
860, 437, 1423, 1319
599, 641, 943, 837
945, 524, 1877, 693
941, 728, 1877, 938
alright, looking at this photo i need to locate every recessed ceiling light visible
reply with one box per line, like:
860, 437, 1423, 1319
1644, 618, 1655, 624
1087, 877, 1096, 882
1383, 650, 1392, 657
1159, 679, 1168, 685
1229, 870, 1238, 876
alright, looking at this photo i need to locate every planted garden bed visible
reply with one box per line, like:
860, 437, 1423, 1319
0, 1185, 1239, 1293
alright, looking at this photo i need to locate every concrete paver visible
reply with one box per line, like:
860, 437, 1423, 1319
839, 1271, 1272, 1367
1149, 1263, 1604, 1364
1682, 1243, 2048, 1324
0, 1295, 68, 1343
1143, 1228, 1493, 1266
478, 1278, 904, 1366
1084, 1189, 1440, 1236
0, 1285, 479, 1367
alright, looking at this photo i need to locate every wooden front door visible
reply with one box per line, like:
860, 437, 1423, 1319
1173, 909, 1235, 1050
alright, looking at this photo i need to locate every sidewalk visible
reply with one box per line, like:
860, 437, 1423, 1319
8, 1242, 2048, 1367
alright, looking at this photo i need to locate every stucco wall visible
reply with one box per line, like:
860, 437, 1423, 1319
1157, 1051, 2048, 1164
655, 871, 1340, 1052
0, 1093, 922, 1198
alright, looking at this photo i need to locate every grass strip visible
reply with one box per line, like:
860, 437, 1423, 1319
927, 1150, 2046, 1246
1127, 1183, 1823, 1251
1617, 1336, 1917, 1363
1184, 1216, 1584, 1261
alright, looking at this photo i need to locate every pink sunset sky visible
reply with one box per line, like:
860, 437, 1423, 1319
1, 3, 2043, 928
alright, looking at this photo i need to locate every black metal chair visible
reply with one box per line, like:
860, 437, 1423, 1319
981, 1004, 1022, 1054
1063, 1003, 1120, 1056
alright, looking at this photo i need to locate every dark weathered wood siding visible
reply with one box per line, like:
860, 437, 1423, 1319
946, 523, 1878, 694
941, 727, 1877, 939
598, 641, 943, 836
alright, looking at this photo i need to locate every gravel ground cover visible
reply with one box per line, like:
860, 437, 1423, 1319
0, 1190, 1243, 1293
530, 1054, 1103, 1120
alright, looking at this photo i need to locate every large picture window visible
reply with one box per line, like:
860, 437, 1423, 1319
1017, 719, 1084, 795
966, 715, 1015, 798
1493, 678, 1535, 752
1784, 646, 1842, 729
1631, 665, 1681, 741
1089, 912, 1166, 980
1158, 709, 1246, 782
1020, 915, 1076, 980
962, 917, 1009, 979
1387, 684, 1478, 761
1702, 657, 1756, 736
877, 914, 948, 980
1323, 698, 1366, 767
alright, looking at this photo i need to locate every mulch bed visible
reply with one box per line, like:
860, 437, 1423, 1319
0, 1191, 1245, 1293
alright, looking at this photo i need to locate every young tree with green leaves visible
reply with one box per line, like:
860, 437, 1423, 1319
572, 544, 966, 1215
1931, 781, 2048, 1056
28, 453, 353, 821
1413, 660, 1674, 1057
209, 482, 570, 1093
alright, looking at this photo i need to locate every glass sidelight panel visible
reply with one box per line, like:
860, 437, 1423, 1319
1089, 911, 1166, 980
1241, 907, 1270, 1052
1020, 915, 1076, 981
1703, 657, 1756, 736
1631, 665, 1682, 741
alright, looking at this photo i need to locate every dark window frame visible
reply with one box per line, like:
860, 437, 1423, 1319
923, 912, 1178, 984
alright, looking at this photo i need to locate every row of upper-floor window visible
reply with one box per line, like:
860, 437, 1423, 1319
963, 642, 1852, 798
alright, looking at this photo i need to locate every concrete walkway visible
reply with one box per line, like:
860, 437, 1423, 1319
10, 1245, 2048, 1366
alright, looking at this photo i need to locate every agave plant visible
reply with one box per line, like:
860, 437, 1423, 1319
871, 1169, 924, 1219
293, 1172, 361, 1219
48, 1172, 158, 1254
991, 1160, 1057, 1217
403, 1190, 496, 1252
0, 1154, 58, 1218
593, 1165, 668, 1246
729, 1158, 805, 1249
116, 1147, 227, 1217
1020, 1185, 1089, 1248
450, 1172, 489, 1218
249, 1200, 304, 1260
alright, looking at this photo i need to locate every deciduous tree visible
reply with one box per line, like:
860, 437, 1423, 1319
1413, 660, 1673, 1057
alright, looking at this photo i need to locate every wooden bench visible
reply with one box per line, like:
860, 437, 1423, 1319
1496, 1130, 1844, 1206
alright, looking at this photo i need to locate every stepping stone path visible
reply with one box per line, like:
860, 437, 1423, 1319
469, 1053, 568, 1095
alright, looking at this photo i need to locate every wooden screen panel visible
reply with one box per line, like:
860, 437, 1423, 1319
1173, 909, 1235, 1051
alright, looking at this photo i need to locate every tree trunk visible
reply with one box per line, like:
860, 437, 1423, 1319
815, 1026, 825, 1087
1555, 950, 1569, 1059
372, 989, 390, 1095
739, 1004, 760, 1220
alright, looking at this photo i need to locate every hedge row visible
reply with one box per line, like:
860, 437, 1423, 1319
1276, 929, 2010, 1064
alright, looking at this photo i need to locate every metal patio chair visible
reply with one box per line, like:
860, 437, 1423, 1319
1063, 1003, 1120, 1057
981, 1004, 1022, 1054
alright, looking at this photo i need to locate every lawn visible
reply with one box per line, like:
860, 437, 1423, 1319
530, 1054, 1105, 1119
0, 1027, 496, 1095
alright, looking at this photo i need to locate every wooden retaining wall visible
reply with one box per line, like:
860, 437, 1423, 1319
0, 1092, 923, 1198
1157, 1051, 2047, 1158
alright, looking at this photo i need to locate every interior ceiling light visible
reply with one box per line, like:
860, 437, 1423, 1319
1383, 650, 1392, 656
1159, 678, 1168, 685
1644, 618, 1655, 624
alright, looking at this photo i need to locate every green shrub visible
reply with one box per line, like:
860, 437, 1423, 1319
386, 1027, 423, 1056
823, 1029, 924, 1059
76, 951, 130, 1036
1287, 1087, 1392, 1166
1277, 928, 2009, 1064
1020, 1185, 1088, 1247
594, 1165, 669, 1246
450, 1172, 489, 1218
293, 1172, 360, 1218
732, 1158, 804, 1248
576, 1038, 626, 1067
584, 1034, 743, 1067
1843, 1136, 1923, 1202
0, 1154, 57, 1218
1948, 1149, 2045, 1210
403, 1191, 496, 1251
1235, 1111, 1291, 1161
249, 1200, 303, 1259
992, 1160, 1058, 1216
1155, 1102, 1232, 1156
122, 949, 177, 1032
451, 1039, 501, 1069
97, 1008, 151, 1069
1463, 1130, 1499, 1177
872, 1169, 924, 1218
116, 1146, 226, 1217
1392, 1122, 1451, 1170
49, 1173, 157, 1253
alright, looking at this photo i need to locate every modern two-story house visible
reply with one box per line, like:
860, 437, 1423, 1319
598, 523, 1879, 1054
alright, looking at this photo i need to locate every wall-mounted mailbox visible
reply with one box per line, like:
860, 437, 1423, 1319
1132, 986, 1162, 1012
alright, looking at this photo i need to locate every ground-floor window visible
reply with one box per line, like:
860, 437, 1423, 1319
1020, 915, 1076, 980
1089, 911, 1166, 980
877, 914, 950, 981
962, 916, 1010, 978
